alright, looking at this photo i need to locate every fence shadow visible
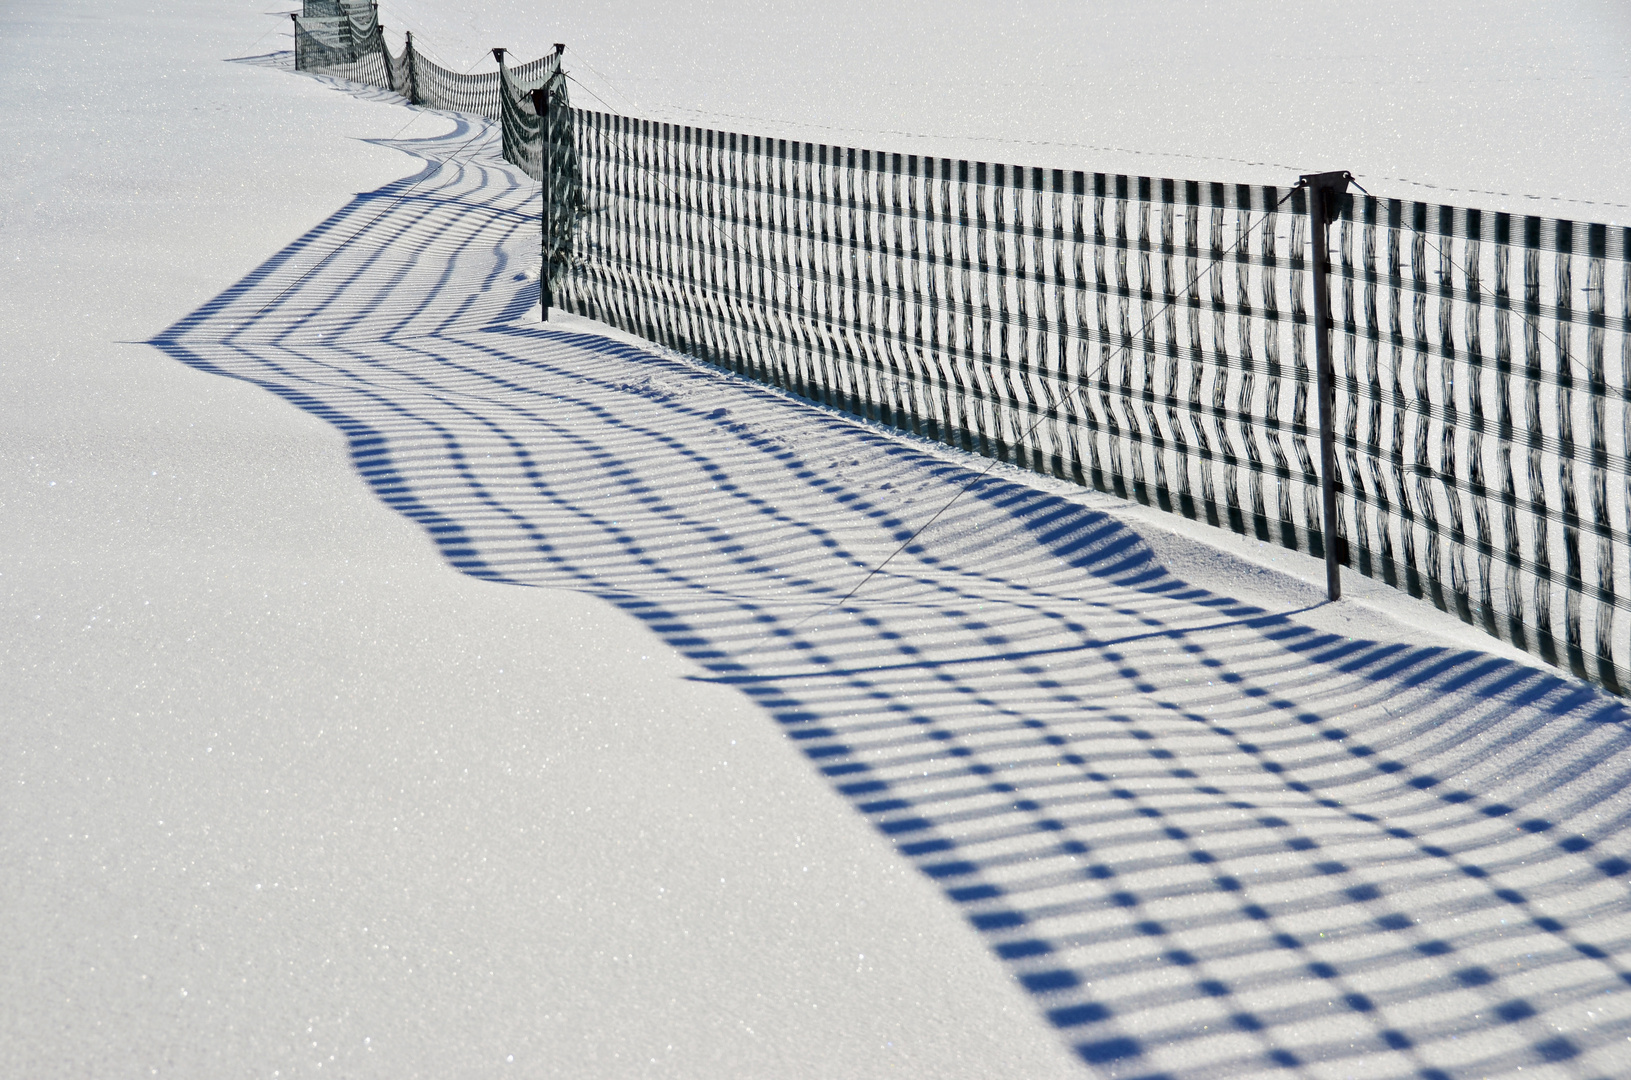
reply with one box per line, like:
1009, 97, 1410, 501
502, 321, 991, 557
149, 111, 1631, 1079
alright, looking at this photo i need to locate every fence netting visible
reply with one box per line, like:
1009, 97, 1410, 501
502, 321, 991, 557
557, 115, 1631, 694
291, 7, 1631, 697
292, 1, 563, 167
1327, 201, 1631, 692
292, 1, 576, 308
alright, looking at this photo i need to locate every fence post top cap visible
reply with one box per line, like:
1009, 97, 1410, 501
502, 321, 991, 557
1296, 170, 1354, 191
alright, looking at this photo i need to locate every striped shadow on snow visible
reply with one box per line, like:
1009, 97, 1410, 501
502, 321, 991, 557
149, 110, 1631, 1080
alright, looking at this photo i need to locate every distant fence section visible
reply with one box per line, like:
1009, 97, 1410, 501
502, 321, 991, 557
292, 3, 1631, 697
290, 1, 563, 156
291, 1, 575, 315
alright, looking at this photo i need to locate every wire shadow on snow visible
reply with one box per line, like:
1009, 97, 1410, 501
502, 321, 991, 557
148, 114, 1631, 1080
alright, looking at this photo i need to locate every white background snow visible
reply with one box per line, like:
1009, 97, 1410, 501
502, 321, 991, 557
6, 2, 1631, 1078
377, 0, 1631, 220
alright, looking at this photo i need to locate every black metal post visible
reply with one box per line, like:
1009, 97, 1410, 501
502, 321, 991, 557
532, 83, 553, 321
404, 30, 416, 104
491, 47, 505, 66
378, 21, 392, 92
1300, 170, 1352, 601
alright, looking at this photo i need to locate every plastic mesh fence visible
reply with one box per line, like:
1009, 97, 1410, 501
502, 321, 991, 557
290, 3, 576, 322
561, 120, 1327, 552
291, 1, 560, 126
287, 11, 1631, 696
1326, 201, 1631, 691
292, 0, 383, 76
553, 113, 1631, 695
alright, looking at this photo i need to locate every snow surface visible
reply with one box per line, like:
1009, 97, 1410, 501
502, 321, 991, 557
7, 2, 1631, 1079
1, 4, 1078, 1078
377, 0, 1631, 222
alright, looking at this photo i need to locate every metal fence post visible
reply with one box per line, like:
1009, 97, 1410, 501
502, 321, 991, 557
532, 83, 553, 320
404, 31, 417, 104
1300, 170, 1353, 601
378, 21, 392, 92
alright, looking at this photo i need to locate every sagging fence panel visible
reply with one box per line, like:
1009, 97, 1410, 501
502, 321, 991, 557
292, 4, 562, 135
292, 4, 575, 320
290, 8, 1631, 697
291, 1, 390, 86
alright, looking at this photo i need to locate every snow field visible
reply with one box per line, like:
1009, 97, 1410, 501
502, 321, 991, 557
2, 3, 1082, 1077
148, 95, 1631, 1076
8, 2, 1631, 1078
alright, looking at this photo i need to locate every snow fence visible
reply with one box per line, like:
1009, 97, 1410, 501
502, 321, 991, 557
293, 5, 1631, 701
